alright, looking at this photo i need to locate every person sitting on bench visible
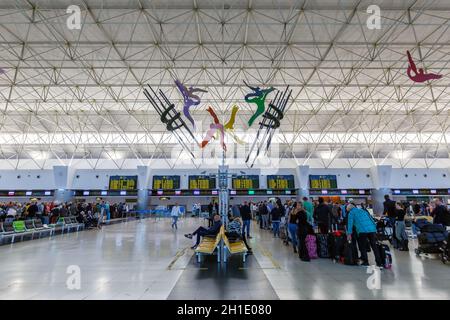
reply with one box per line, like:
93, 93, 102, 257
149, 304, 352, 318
225, 216, 253, 255
185, 214, 222, 249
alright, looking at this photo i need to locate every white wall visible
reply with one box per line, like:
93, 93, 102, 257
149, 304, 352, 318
308, 168, 373, 189
390, 169, 450, 189
0, 167, 448, 191
71, 169, 138, 190
0, 170, 55, 189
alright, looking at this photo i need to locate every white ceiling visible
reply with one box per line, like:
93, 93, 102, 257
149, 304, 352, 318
0, 0, 449, 169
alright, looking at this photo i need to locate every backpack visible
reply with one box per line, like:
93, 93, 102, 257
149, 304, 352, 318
305, 234, 318, 259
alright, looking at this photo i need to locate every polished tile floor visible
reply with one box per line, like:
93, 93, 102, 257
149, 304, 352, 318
0, 217, 449, 300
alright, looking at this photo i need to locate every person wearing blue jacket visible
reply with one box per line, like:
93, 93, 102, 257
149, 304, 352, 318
346, 204, 382, 267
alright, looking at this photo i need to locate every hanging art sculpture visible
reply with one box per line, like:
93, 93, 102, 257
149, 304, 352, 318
224, 105, 245, 145
245, 85, 291, 168
244, 81, 275, 127
143, 84, 199, 159
175, 79, 208, 128
200, 106, 227, 152
406, 50, 442, 82
143, 79, 290, 164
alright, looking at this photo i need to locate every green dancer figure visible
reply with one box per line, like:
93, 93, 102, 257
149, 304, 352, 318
244, 80, 275, 127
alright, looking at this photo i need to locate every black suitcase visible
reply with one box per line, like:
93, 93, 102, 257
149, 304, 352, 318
377, 242, 392, 269
343, 240, 357, 265
316, 233, 330, 258
328, 231, 346, 261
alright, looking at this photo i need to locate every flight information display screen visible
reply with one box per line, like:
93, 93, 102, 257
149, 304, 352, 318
152, 175, 180, 190
232, 175, 259, 189
109, 175, 138, 190
188, 175, 216, 189
267, 175, 295, 189
309, 175, 338, 189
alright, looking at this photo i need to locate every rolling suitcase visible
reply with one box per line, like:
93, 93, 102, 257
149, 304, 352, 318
316, 233, 330, 258
343, 240, 357, 265
305, 234, 318, 259
377, 242, 392, 269
328, 231, 346, 262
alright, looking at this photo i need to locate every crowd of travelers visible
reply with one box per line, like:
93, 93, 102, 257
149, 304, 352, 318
0, 199, 133, 228
187, 196, 450, 268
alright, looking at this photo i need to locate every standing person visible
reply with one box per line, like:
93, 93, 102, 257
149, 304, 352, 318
171, 203, 182, 229
270, 199, 284, 237
431, 198, 450, 226
394, 202, 409, 251
105, 201, 111, 221
26, 200, 38, 219
288, 202, 299, 253
314, 197, 332, 234
259, 201, 269, 230
207, 201, 214, 227
302, 197, 314, 225
232, 203, 241, 218
297, 202, 312, 262
331, 203, 342, 229
240, 201, 252, 239
346, 204, 382, 268
383, 195, 397, 227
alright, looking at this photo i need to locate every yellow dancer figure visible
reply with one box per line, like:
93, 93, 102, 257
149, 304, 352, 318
224, 105, 245, 145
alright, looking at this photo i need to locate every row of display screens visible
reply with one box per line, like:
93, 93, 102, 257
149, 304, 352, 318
2, 188, 450, 198
149, 189, 297, 196
109, 175, 297, 190
0, 190, 54, 197
108, 174, 339, 190
152, 175, 296, 190
309, 189, 371, 196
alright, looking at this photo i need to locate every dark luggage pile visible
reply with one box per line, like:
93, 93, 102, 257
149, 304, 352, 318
414, 221, 448, 256
81, 211, 100, 229
316, 230, 357, 265
376, 217, 394, 242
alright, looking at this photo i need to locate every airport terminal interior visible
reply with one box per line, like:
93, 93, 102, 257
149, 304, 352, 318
1, 0, 450, 301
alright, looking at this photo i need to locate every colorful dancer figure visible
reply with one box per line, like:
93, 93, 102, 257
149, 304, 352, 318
175, 79, 207, 128
224, 105, 245, 145
244, 81, 275, 127
201, 106, 226, 152
406, 50, 442, 83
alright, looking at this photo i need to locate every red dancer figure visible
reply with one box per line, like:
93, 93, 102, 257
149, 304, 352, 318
200, 107, 226, 152
407, 50, 442, 83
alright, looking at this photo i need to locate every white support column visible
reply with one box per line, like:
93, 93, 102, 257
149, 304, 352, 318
137, 166, 152, 211
370, 165, 392, 216
295, 165, 310, 201
53, 165, 76, 203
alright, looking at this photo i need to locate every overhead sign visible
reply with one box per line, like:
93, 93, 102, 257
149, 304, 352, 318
188, 175, 216, 190
232, 175, 259, 189
309, 175, 338, 189
267, 175, 295, 189
109, 175, 138, 190
152, 175, 180, 190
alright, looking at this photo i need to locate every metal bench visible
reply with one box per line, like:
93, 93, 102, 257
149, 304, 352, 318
12, 220, 34, 243
194, 225, 224, 263
222, 230, 248, 263
1, 222, 15, 244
